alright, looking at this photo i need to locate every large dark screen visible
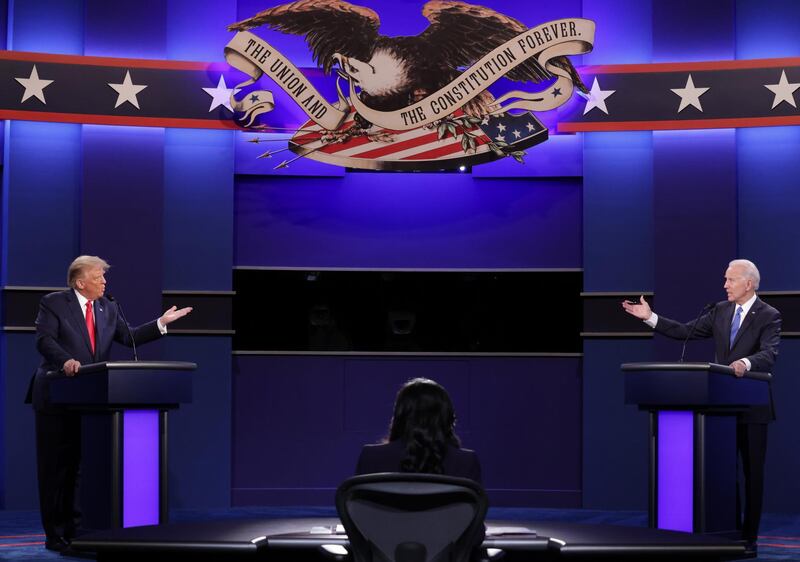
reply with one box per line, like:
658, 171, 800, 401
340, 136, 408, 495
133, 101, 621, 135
233, 270, 582, 353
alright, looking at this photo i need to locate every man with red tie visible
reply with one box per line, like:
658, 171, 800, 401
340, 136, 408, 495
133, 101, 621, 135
25, 255, 192, 551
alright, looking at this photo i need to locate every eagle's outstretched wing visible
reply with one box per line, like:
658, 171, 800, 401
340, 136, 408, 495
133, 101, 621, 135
228, 0, 380, 74
419, 1, 587, 92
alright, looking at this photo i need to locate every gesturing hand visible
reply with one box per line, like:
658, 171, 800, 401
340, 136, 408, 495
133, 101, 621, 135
621, 295, 653, 320
159, 306, 193, 326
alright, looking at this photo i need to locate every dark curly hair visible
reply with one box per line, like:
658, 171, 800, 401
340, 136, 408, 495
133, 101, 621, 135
387, 378, 461, 475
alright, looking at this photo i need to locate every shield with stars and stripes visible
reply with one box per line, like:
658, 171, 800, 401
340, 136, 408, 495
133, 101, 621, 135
288, 106, 548, 171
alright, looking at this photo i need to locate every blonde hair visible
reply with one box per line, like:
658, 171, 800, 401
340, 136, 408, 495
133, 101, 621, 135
67, 255, 110, 288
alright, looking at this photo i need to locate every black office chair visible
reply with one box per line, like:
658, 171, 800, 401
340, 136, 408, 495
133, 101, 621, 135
336, 473, 488, 562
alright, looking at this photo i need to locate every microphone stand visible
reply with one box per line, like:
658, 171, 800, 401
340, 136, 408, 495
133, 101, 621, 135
108, 295, 138, 361
679, 303, 714, 362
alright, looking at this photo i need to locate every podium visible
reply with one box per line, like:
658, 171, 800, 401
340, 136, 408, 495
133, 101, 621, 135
622, 362, 771, 535
48, 361, 195, 530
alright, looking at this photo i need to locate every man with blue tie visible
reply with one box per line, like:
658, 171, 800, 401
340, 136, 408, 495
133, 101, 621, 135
622, 259, 781, 554
25, 255, 192, 551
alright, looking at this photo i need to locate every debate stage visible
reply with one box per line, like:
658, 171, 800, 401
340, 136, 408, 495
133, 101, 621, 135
70, 517, 748, 561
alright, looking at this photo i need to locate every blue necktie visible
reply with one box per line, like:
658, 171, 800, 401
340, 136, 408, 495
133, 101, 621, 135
730, 306, 743, 347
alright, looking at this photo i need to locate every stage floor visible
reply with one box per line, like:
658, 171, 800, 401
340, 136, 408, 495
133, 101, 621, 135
4, 507, 800, 561
68, 516, 747, 560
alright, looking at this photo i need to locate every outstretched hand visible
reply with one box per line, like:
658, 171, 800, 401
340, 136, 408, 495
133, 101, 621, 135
160, 305, 193, 326
621, 295, 652, 320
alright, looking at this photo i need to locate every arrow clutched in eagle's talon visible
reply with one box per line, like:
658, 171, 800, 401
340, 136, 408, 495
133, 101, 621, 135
258, 148, 291, 159
274, 152, 310, 170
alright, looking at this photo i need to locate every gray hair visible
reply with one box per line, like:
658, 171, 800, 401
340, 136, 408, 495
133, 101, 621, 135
67, 255, 110, 288
729, 259, 760, 290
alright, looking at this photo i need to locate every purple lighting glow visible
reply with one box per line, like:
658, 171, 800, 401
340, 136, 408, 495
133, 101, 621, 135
123, 410, 160, 528
657, 411, 694, 532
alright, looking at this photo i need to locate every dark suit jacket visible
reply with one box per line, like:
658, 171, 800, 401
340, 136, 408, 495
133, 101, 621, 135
356, 440, 482, 484
26, 290, 163, 412
655, 297, 781, 423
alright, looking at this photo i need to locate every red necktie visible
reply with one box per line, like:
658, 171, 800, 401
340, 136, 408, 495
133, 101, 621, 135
86, 301, 96, 354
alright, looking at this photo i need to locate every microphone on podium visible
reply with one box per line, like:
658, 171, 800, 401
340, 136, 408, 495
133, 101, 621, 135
107, 293, 138, 361
679, 302, 714, 362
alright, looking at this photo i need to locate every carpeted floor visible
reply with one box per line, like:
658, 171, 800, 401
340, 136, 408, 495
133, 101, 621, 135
1, 507, 798, 561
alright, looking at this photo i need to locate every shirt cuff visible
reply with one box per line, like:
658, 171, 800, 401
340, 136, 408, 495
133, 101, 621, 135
644, 313, 658, 328
741, 357, 751, 371
156, 318, 167, 335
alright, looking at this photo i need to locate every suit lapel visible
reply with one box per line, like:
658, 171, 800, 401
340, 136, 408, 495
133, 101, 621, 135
731, 298, 761, 350
66, 290, 95, 356
722, 302, 735, 349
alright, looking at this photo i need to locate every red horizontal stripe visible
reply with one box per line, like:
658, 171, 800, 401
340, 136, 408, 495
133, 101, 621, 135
0, 49, 225, 71
583, 56, 800, 75
0, 541, 44, 547
759, 535, 800, 541
0, 534, 45, 539
348, 131, 440, 159
351, 126, 483, 159
759, 542, 800, 549
403, 134, 490, 161
558, 115, 800, 133
0, 110, 242, 130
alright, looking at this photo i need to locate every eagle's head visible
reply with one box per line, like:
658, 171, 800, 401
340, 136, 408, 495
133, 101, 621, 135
336, 48, 411, 98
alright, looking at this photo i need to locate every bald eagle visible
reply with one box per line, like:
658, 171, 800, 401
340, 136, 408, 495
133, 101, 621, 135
229, 0, 587, 116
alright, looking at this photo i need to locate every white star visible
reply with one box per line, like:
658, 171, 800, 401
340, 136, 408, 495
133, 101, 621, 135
525, 122, 535, 132
108, 71, 147, 109
15, 65, 54, 104
497, 123, 506, 132
495, 134, 506, 142
512, 129, 522, 139
671, 74, 709, 113
202, 75, 241, 112
764, 70, 800, 109
481, 117, 491, 125
583, 77, 615, 115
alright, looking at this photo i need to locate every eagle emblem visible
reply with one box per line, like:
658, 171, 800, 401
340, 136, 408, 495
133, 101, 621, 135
225, 0, 594, 170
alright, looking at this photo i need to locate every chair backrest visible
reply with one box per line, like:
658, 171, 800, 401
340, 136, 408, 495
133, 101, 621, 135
336, 473, 488, 562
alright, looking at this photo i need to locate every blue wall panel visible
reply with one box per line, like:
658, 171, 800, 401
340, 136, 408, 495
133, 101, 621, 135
3, 121, 81, 286
7, 0, 83, 55
167, 0, 236, 62
736, 0, 800, 59
164, 129, 234, 291
84, 0, 165, 59
235, 175, 582, 269
583, 131, 653, 291
233, 355, 582, 507
652, 0, 735, 62
764, 340, 800, 512
582, 339, 652, 510
737, 127, 800, 289
652, 130, 737, 322
163, 336, 231, 508
80, 125, 165, 347
582, 0, 652, 65
2, 334, 38, 509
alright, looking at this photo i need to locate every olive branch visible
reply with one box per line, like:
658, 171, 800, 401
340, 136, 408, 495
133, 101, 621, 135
434, 115, 527, 164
